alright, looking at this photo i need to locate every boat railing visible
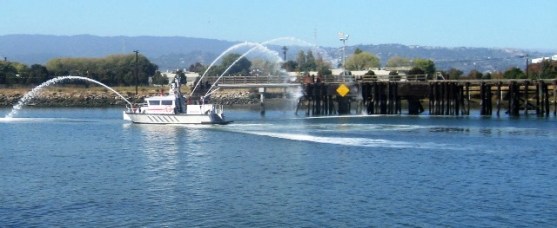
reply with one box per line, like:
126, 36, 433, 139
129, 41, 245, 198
186, 104, 218, 115
126, 103, 147, 114
213, 104, 224, 115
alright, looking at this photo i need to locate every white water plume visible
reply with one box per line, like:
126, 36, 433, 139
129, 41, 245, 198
192, 37, 333, 96
204, 43, 284, 97
5, 76, 132, 118
261, 36, 335, 64
191, 41, 264, 95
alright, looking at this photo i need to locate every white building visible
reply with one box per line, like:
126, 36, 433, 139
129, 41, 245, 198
531, 55, 557, 64
160, 70, 200, 86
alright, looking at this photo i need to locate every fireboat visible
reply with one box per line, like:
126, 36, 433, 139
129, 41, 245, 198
123, 77, 230, 124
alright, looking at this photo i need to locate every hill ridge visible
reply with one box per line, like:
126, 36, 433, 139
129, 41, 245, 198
0, 34, 551, 72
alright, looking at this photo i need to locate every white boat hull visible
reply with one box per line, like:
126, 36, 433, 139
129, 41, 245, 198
123, 112, 230, 125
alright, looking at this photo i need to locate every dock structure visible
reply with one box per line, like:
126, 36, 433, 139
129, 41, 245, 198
206, 75, 557, 117
297, 79, 556, 117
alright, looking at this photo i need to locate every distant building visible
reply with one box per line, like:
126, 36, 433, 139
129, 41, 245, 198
532, 55, 557, 64
161, 70, 200, 86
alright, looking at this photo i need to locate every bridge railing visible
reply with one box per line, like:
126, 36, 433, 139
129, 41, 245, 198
200, 74, 437, 85
358, 74, 429, 82
201, 75, 293, 84
197, 75, 557, 87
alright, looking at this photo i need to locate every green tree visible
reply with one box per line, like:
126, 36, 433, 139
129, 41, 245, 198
45, 54, 158, 86
386, 56, 411, 68
26, 64, 50, 84
503, 67, 526, 79
317, 65, 332, 77
175, 69, 187, 83
315, 53, 332, 77
345, 51, 380, 71
208, 53, 251, 76
282, 60, 298, 72
188, 62, 206, 73
408, 67, 425, 75
365, 70, 376, 75
537, 60, 557, 79
0, 62, 18, 85
12, 62, 29, 80
45, 58, 69, 76
315, 54, 330, 71
446, 68, 463, 80
253, 59, 286, 76
412, 58, 436, 75
151, 71, 169, 85
467, 69, 483, 79
296, 50, 307, 72
491, 71, 504, 79
294, 50, 320, 72
304, 50, 317, 71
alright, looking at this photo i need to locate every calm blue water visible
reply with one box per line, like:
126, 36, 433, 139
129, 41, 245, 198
1, 107, 557, 227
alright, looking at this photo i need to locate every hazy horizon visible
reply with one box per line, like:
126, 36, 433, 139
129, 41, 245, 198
1, 33, 555, 53
1, 0, 555, 51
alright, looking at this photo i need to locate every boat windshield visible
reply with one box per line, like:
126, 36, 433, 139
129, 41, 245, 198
147, 99, 174, 106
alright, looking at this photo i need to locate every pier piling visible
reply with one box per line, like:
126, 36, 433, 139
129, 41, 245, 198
293, 79, 555, 118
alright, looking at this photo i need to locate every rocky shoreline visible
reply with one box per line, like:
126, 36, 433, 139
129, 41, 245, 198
0, 90, 263, 107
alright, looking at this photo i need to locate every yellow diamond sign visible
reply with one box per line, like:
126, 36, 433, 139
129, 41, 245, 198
336, 84, 350, 97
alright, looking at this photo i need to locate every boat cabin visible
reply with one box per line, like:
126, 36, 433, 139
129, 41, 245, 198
141, 96, 177, 114
132, 95, 219, 116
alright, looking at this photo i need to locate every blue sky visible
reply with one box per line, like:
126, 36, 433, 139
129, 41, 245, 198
1, 0, 556, 50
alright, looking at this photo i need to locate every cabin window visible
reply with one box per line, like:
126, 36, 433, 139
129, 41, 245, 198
161, 100, 173, 106
148, 100, 160, 106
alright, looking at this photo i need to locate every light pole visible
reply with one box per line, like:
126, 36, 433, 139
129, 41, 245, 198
133, 50, 139, 96
525, 55, 529, 79
282, 46, 288, 61
338, 32, 349, 68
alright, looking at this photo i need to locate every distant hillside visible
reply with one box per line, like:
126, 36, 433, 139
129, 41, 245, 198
0, 34, 552, 73
344, 44, 546, 73
0, 34, 235, 69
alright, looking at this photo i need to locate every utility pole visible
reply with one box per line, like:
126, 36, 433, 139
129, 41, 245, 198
525, 55, 529, 79
338, 32, 349, 68
133, 50, 139, 96
282, 46, 288, 61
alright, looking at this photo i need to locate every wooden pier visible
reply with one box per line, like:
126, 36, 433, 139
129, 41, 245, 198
205, 75, 557, 117
296, 79, 557, 117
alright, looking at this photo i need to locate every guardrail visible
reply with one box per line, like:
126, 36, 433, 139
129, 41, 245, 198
358, 74, 429, 82
203, 75, 291, 84
201, 75, 430, 84
200, 75, 557, 85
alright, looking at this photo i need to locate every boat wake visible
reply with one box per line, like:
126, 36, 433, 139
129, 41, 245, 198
223, 122, 458, 150
243, 131, 454, 150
